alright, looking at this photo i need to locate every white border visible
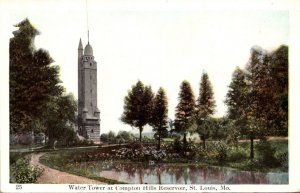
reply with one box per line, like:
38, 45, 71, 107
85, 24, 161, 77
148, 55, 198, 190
1, 0, 300, 192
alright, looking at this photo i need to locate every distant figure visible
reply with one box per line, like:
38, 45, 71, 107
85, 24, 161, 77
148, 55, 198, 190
53, 140, 57, 150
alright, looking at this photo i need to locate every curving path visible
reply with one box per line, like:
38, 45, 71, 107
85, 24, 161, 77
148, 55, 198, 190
30, 153, 105, 184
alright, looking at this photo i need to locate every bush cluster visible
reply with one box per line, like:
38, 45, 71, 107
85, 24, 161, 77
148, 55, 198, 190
114, 145, 167, 161
213, 141, 229, 164
10, 156, 44, 183
256, 140, 280, 167
228, 148, 248, 162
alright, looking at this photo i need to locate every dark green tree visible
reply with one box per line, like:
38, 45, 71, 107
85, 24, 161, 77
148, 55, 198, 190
268, 45, 288, 136
117, 130, 135, 143
121, 80, 154, 143
245, 45, 288, 158
174, 80, 195, 147
225, 67, 249, 143
10, 19, 62, 133
225, 67, 248, 121
245, 46, 273, 159
43, 93, 77, 147
194, 72, 216, 148
107, 131, 116, 143
149, 87, 169, 150
100, 133, 109, 143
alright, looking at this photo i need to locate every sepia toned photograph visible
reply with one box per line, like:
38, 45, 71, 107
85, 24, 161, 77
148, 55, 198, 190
1, 0, 299, 192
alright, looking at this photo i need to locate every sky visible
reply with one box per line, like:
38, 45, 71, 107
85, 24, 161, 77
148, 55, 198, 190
0, 0, 290, 134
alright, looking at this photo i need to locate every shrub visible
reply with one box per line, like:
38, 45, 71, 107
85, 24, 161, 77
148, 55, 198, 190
214, 141, 229, 164
172, 137, 184, 154
276, 151, 288, 171
246, 159, 260, 169
228, 148, 248, 162
195, 146, 208, 161
10, 156, 44, 183
256, 140, 280, 167
114, 145, 166, 161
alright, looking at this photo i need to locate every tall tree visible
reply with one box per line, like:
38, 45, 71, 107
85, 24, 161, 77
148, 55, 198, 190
174, 80, 195, 145
245, 46, 278, 159
225, 67, 249, 136
225, 45, 288, 159
194, 72, 216, 148
149, 87, 169, 150
268, 45, 288, 136
121, 80, 154, 142
10, 19, 62, 133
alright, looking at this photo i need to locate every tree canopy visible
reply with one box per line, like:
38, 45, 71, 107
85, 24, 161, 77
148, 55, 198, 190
121, 80, 154, 142
10, 19, 63, 133
174, 80, 195, 143
149, 87, 169, 149
194, 72, 216, 148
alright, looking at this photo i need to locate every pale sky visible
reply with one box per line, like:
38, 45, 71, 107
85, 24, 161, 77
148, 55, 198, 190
0, 0, 290, 134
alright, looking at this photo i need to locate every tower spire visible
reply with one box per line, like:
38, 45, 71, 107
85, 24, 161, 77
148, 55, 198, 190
78, 38, 83, 50
85, 0, 89, 44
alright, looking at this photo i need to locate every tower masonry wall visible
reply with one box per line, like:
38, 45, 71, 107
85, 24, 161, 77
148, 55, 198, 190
77, 40, 100, 142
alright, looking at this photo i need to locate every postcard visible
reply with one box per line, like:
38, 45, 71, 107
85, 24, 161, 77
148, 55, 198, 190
1, 0, 300, 192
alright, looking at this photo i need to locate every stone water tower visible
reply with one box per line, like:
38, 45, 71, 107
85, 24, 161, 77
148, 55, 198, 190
77, 39, 100, 142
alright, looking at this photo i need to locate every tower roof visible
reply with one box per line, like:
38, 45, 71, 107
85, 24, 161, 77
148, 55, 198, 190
78, 38, 83, 50
84, 42, 93, 56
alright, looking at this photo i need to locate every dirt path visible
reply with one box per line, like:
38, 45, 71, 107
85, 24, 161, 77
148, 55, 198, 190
30, 153, 105, 184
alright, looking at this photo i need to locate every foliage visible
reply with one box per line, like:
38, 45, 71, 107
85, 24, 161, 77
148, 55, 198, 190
196, 72, 216, 118
194, 146, 209, 161
213, 141, 229, 164
114, 145, 167, 161
256, 140, 280, 167
245, 45, 288, 137
174, 80, 195, 146
194, 117, 215, 148
40, 151, 126, 184
275, 151, 288, 171
100, 130, 136, 144
149, 87, 169, 150
100, 133, 109, 142
225, 67, 248, 135
193, 73, 216, 148
227, 148, 248, 162
225, 45, 288, 159
38, 139, 287, 179
171, 137, 184, 154
10, 156, 44, 183
10, 19, 63, 133
225, 120, 240, 149
43, 93, 77, 147
268, 45, 288, 135
9, 19, 78, 149
107, 131, 116, 142
121, 80, 154, 142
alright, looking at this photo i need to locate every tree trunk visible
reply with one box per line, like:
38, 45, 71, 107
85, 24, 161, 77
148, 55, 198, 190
250, 133, 254, 159
139, 127, 142, 143
203, 137, 206, 149
183, 133, 187, 143
157, 135, 161, 150
183, 133, 187, 155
